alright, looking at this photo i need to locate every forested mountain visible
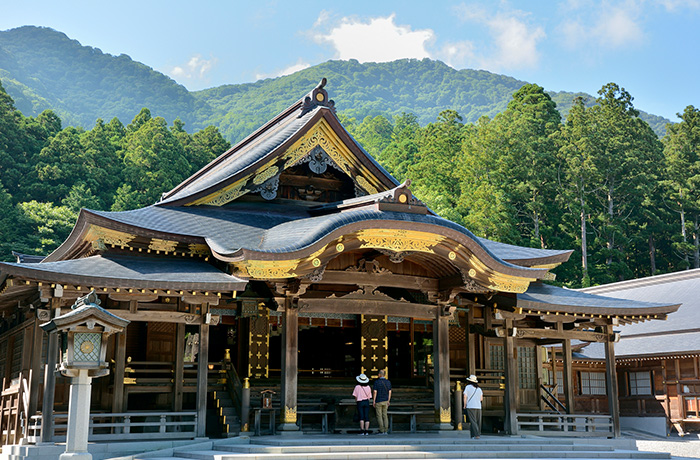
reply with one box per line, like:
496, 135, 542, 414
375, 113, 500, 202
2, 25, 697, 289
0, 26, 670, 142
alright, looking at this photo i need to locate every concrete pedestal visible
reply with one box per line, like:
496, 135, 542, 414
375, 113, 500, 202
60, 369, 92, 460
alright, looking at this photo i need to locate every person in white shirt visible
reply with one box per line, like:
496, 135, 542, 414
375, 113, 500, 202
463, 374, 483, 438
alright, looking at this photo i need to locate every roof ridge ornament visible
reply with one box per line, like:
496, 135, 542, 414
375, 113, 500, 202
299, 78, 336, 117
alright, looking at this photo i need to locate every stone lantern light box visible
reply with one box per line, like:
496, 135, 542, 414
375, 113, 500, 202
41, 290, 130, 378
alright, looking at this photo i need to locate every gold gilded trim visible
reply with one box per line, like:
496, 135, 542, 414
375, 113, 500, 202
253, 165, 279, 185
356, 175, 378, 195
282, 119, 351, 175
197, 181, 247, 206
234, 259, 299, 279
149, 238, 178, 253
188, 243, 210, 256
356, 229, 444, 254
438, 407, 451, 423
86, 225, 136, 247
283, 406, 297, 423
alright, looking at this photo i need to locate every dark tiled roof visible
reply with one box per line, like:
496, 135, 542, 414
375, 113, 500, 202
0, 254, 246, 291
581, 269, 700, 336
476, 238, 571, 264
11, 251, 45, 264
86, 204, 550, 277
517, 282, 679, 316
579, 332, 700, 359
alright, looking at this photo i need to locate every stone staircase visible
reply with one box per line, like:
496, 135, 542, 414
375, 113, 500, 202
211, 388, 240, 436
123, 435, 672, 460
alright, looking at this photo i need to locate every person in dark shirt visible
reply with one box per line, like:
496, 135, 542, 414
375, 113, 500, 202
372, 369, 392, 434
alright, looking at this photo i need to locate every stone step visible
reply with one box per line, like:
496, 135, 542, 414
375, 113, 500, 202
216, 444, 616, 453
174, 449, 669, 460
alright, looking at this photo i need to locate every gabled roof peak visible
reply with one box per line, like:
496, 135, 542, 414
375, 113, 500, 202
309, 179, 427, 215
299, 78, 336, 117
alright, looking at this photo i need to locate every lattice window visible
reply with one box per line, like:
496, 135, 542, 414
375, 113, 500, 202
547, 370, 564, 394
489, 344, 504, 371
629, 371, 652, 395
580, 371, 606, 395
517, 346, 537, 389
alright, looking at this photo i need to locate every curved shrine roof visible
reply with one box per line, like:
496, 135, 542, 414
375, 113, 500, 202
0, 254, 246, 291
518, 282, 679, 318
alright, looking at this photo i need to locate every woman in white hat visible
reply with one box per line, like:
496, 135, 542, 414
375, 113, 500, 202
352, 374, 372, 435
352, 374, 372, 436
463, 374, 483, 438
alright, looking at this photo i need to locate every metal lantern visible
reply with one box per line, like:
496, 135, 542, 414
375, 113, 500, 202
42, 290, 129, 378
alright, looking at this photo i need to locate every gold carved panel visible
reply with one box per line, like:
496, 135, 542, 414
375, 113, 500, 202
356, 228, 445, 254
360, 315, 387, 378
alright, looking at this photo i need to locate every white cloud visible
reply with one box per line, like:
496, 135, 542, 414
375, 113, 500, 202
656, 0, 700, 10
557, 1, 644, 50
435, 41, 476, 68
454, 4, 545, 72
315, 14, 433, 62
255, 59, 311, 80
169, 54, 217, 81
594, 4, 643, 47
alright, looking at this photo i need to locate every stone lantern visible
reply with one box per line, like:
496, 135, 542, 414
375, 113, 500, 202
41, 290, 129, 460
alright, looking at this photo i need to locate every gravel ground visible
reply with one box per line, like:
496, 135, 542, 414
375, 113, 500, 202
636, 439, 700, 458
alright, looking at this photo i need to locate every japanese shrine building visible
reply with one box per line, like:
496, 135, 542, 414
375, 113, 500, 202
0, 79, 680, 445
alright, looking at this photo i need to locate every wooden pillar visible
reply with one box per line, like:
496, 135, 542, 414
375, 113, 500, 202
40, 329, 58, 444
279, 299, 299, 431
409, 318, 415, 379
173, 323, 186, 411
467, 308, 476, 376
28, 317, 44, 419
112, 330, 127, 413
503, 318, 518, 434
562, 338, 574, 414
433, 310, 452, 429
604, 323, 620, 437
196, 305, 210, 437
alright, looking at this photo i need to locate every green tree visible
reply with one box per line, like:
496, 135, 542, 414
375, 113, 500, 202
662, 105, 700, 268
17, 200, 77, 255
113, 114, 190, 210
189, 125, 230, 173
377, 112, 420, 181
353, 115, 393, 158
585, 83, 664, 283
410, 110, 465, 222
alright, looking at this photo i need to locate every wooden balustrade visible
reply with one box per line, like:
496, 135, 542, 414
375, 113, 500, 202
26, 411, 197, 443
516, 412, 613, 437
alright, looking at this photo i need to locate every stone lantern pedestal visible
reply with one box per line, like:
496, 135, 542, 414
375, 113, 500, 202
41, 291, 129, 460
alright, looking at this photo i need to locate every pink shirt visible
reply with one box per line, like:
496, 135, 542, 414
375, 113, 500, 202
352, 384, 372, 401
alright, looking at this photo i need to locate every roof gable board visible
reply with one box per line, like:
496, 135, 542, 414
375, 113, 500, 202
159, 80, 399, 207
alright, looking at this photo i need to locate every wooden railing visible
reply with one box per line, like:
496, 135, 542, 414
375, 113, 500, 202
516, 413, 613, 437
0, 372, 31, 445
26, 411, 197, 443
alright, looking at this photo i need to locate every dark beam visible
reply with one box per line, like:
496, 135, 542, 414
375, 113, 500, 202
318, 270, 439, 291
297, 298, 437, 319
506, 327, 608, 343
105, 310, 208, 324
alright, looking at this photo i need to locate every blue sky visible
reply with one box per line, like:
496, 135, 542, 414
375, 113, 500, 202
2, 0, 699, 121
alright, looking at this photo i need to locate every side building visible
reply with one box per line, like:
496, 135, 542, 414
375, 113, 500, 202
575, 271, 700, 436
